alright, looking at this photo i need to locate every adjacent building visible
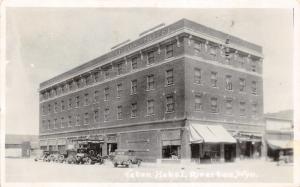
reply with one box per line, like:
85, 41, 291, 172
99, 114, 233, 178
265, 110, 293, 161
39, 18, 264, 163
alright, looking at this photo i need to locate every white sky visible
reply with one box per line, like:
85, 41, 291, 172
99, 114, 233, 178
5, 8, 293, 135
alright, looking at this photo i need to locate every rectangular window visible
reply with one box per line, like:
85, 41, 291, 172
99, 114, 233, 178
68, 82, 73, 91
131, 80, 137, 94
147, 51, 155, 65
240, 101, 246, 116
75, 96, 80, 108
94, 71, 100, 82
76, 114, 80, 126
84, 112, 89, 125
117, 106, 122, 120
131, 57, 138, 70
104, 68, 110, 79
166, 95, 175, 113
117, 83, 122, 98
147, 75, 155, 90
104, 108, 109, 122
75, 79, 80, 89
166, 69, 174, 86
166, 44, 173, 58
194, 41, 202, 54
61, 100, 65, 111
195, 93, 203, 111
54, 118, 57, 129
94, 90, 99, 103
117, 63, 123, 75
251, 61, 257, 72
61, 117, 64, 128
211, 72, 218, 87
147, 99, 154, 115
54, 102, 58, 113
225, 75, 233, 90
68, 98, 72, 109
131, 102, 137, 118
251, 81, 257, 95
104, 87, 110, 100
48, 104, 51, 113
194, 68, 202, 84
94, 109, 99, 122
209, 46, 217, 56
225, 98, 233, 115
68, 115, 72, 127
210, 97, 218, 113
239, 78, 246, 92
84, 93, 89, 105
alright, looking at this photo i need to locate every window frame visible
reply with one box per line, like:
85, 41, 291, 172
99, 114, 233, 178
147, 99, 155, 115
131, 80, 137, 94
166, 94, 175, 113
165, 69, 174, 86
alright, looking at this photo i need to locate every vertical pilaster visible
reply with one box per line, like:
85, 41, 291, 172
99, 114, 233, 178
220, 143, 225, 162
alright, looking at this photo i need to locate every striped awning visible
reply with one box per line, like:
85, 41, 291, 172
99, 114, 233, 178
189, 123, 236, 144
267, 140, 293, 150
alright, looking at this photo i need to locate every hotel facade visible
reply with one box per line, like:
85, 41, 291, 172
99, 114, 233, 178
39, 19, 264, 162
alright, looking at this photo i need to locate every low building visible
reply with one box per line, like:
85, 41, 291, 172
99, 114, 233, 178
264, 110, 293, 161
5, 134, 39, 158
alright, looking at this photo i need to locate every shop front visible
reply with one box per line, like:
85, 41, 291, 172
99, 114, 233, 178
266, 139, 293, 161
161, 129, 182, 160
189, 123, 237, 163
234, 132, 262, 159
107, 134, 118, 155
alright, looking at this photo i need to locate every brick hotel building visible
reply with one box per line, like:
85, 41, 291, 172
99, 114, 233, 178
39, 19, 264, 163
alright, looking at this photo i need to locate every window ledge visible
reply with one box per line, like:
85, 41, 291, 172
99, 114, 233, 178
165, 84, 174, 87
145, 114, 155, 117
146, 89, 155, 92
165, 111, 175, 114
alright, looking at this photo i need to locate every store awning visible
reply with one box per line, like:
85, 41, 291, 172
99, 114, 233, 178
267, 140, 293, 150
189, 123, 236, 144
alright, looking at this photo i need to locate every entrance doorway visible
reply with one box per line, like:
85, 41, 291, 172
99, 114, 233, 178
224, 144, 236, 162
107, 143, 117, 155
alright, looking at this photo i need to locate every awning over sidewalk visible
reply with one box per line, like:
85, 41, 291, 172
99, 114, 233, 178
267, 140, 293, 150
189, 123, 236, 144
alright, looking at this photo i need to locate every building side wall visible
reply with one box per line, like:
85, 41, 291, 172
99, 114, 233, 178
183, 37, 264, 126
40, 41, 186, 135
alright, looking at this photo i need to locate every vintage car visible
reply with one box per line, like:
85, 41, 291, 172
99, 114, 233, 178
34, 150, 50, 162
113, 149, 142, 168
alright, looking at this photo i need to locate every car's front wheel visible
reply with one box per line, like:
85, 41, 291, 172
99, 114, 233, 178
114, 163, 118, 168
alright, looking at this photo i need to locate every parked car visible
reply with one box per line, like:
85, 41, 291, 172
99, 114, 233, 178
113, 149, 142, 168
34, 150, 50, 162
277, 149, 293, 165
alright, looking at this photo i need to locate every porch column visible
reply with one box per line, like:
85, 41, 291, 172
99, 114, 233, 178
236, 141, 240, 161
220, 143, 225, 162
103, 136, 108, 156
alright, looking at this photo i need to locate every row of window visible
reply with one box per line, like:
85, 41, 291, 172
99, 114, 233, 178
42, 69, 174, 115
194, 68, 258, 94
42, 95, 175, 130
42, 93, 258, 131
193, 40, 260, 72
40, 43, 176, 101
194, 93, 258, 116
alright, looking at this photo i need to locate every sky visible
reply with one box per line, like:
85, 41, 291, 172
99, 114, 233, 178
5, 8, 293, 135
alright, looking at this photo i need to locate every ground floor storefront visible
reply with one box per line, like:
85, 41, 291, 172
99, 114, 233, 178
39, 119, 265, 163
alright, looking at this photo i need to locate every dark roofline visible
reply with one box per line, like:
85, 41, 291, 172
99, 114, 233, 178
39, 18, 263, 89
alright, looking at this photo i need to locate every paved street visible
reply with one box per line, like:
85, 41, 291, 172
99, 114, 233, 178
6, 158, 293, 183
